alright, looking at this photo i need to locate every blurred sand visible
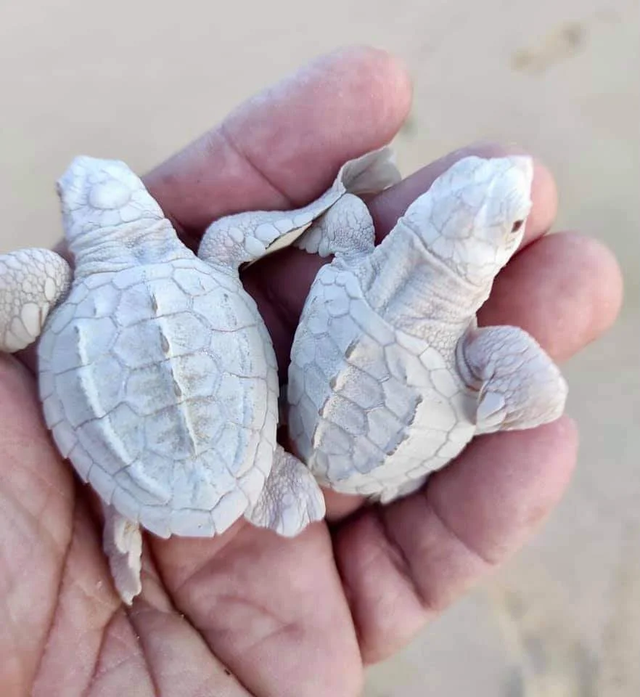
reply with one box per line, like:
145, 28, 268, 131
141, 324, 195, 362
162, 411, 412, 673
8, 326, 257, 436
0, 0, 637, 694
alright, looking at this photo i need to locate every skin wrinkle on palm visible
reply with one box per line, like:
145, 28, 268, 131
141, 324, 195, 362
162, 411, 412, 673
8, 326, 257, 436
0, 48, 623, 697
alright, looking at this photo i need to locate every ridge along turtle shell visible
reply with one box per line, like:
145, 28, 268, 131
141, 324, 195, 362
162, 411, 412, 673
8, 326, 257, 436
38, 256, 279, 539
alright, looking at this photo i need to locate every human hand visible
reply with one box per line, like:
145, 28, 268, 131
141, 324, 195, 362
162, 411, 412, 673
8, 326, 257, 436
0, 47, 622, 696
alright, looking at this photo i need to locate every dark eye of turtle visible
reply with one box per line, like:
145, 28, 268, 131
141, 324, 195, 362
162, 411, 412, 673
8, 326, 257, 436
511, 220, 524, 233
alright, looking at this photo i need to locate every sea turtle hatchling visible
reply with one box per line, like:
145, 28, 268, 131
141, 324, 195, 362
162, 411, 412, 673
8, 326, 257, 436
288, 155, 568, 502
0, 148, 400, 603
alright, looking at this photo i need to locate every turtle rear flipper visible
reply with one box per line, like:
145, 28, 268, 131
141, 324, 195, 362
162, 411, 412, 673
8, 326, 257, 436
102, 504, 143, 605
245, 445, 325, 537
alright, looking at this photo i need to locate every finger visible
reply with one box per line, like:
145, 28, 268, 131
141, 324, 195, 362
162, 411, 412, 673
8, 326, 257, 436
245, 144, 558, 372
334, 416, 578, 663
143, 46, 412, 242
0, 356, 75, 690
478, 231, 624, 361
150, 524, 363, 697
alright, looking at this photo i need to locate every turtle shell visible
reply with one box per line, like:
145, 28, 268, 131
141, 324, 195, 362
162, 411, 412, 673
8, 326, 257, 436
288, 263, 476, 498
38, 257, 278, 538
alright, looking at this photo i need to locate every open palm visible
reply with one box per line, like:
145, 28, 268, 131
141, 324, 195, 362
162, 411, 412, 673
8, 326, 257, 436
0, 47, 622, 697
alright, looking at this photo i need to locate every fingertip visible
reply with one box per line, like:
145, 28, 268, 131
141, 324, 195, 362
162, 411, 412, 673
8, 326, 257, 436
525, 158, 558, 244
0, 352, 37, 413
323, 488, 366, 521
555, 412, 579, 442
517, 415, 579, 532
249, 44, 413, 180
481, 231, 624, 362
335, 45, 413, 135
428, 415, 579, 564
530, 414, 579, 503
561, 232, 624, 339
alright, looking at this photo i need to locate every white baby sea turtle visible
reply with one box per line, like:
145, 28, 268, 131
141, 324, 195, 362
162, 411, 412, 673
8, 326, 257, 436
0, 148, 400, 603
288, 155, 568, 503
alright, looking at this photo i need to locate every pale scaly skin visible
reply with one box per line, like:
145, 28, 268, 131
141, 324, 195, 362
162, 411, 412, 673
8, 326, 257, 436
0, 248, 72, 352
289, 156, 568, 503
199, 145, 400, 265
0, 149, 398, 604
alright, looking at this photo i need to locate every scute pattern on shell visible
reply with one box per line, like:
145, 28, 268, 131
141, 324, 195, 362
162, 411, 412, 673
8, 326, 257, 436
288, 263, 476, 497
39, 258, 278, 538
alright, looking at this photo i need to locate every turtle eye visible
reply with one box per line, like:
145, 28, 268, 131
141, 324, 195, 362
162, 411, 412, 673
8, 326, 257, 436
511, 220, 524, 234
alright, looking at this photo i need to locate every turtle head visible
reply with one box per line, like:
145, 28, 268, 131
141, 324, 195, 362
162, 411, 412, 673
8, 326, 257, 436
57, 156, 165, 247
403, 155, 533, 287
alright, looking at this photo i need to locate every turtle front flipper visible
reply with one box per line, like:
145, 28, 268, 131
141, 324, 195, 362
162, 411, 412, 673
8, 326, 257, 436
0, 248, 71, 352
245, 445, 326, 537
459, 326, 568, 435
198, 146, 399, 269
102, 504, 143, 605
294, 193, 376, 259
